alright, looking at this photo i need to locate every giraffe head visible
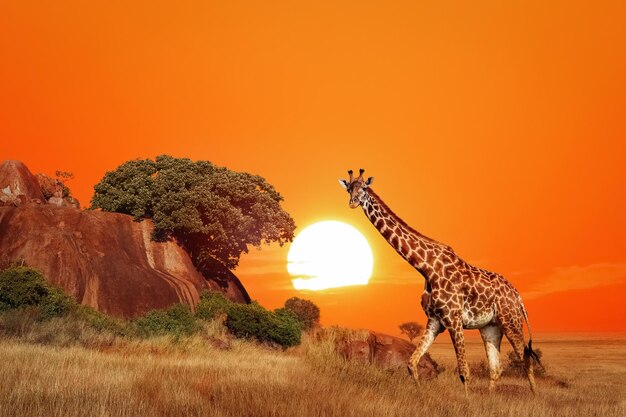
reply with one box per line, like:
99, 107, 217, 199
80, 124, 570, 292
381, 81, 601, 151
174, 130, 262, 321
338, 168, 374, 208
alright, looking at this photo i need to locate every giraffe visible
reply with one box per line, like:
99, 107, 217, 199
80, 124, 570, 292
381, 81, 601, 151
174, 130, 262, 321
339, 169, 540, 395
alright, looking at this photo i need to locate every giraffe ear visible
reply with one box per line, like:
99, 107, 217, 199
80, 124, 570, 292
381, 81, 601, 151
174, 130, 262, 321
364, 177, 374, 187
338, 179, 349, 189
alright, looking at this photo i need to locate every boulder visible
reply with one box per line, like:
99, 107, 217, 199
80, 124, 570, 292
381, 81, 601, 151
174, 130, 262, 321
0, 160, 45, 203
0, 160, 250, 318
342, 340, 370, 364
35, 172, 80, 208
339, 330, 442, 380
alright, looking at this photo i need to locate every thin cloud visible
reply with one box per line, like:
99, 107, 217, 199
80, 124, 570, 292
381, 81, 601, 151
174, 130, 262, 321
524, 263, 626, 300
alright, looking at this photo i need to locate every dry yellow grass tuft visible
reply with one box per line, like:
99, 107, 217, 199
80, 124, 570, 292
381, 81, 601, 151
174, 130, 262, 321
0, 325, 624, 417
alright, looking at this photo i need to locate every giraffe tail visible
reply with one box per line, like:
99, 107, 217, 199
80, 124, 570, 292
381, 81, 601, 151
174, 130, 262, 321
520, 301, 544, 370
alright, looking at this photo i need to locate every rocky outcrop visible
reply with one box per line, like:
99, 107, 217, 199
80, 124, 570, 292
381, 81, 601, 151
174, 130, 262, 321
0, 160, 79, 208
339, 331, 442, 380
0, 160, 45, 206
0, 160, 250, 318
35, 173, 80, 209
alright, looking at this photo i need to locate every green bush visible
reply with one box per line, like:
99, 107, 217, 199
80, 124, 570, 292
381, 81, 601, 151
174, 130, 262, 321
225, 302, 301, 348
284, 297, 320, 330
271, 308, 302, 347
39, 287, 75, 321
0, 267, 50, 309
76, 305, 128, 336
133, 304, 200, 338
195, 291, 232, 321
0, 267, 75, 320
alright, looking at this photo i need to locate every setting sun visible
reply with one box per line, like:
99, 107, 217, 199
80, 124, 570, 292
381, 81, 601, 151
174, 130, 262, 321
288, 221, 373, 291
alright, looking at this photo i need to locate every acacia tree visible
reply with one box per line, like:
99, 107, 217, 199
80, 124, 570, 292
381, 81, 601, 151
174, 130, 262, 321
90, 155, 296, 271
284, 297, 320, 330
399, 321, 424, 343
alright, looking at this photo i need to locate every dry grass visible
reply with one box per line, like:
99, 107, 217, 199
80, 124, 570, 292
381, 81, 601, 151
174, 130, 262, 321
0, 322, 624, 417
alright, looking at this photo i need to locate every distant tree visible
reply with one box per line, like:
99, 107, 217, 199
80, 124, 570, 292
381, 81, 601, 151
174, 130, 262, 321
55, 170, 74, 183
284, 297, 320, 330
90, 155, 296, 270
399, 321, 424, 343
54, 170, 74, 197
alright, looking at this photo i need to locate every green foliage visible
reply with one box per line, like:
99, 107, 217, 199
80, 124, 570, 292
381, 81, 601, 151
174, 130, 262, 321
195, 290, 233, 321
90, 155, 296, 269
284, 297, 320, 331
0, 267, 50, 309
132, 304, 200, 338
399, 321, 424, 343
0, 265, 300, 348
225, 302, 301, 348
76, 305, 128, 336
271, 308, 302, 347
39, 287, 74, 321
0, 267, 74, 320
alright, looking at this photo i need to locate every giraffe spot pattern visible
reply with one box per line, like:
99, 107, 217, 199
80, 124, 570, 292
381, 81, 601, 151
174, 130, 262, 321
350, 185, 536, 391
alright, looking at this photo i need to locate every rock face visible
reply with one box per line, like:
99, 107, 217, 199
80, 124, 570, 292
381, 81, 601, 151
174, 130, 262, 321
339, 331, 442, 380
0, 160, 250, 318
35, 173, 80, 209
0, 160, 45, 206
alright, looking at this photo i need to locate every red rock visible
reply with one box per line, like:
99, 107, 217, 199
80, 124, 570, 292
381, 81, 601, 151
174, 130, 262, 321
416, 353, 441, 380
35, 172, 81, 208
0, 160, 45, 202
340, 340, 370, 363
35, 173, 57, 199
340, 330, 442, 380
0, 160, 250, 318
369, 331, 417, 369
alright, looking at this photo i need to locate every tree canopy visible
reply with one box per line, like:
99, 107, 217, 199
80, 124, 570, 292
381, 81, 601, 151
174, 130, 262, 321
90, 155, 296, 270
284, 297, 320, 331
399, 321, 424, 343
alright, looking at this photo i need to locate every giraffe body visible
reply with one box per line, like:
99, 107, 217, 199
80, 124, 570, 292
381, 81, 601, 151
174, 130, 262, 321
339, 169, 538, 394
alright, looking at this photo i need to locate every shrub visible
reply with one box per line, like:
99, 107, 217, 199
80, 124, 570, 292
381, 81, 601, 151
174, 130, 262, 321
0, 267, 75, 320
225, 302, 301, 348
39, 287, 75, 321
195, 291, 232, 321
505, 348, 546, 377
132, 304, 200, 338
76, 305, 128, 336
284, 297, 320, 331
271, 308, 302, 347
0, 267, 50, 309
225, 302, 271, 340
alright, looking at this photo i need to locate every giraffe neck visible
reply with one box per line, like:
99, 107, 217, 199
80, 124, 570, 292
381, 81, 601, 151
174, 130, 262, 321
361, 189, 459, 282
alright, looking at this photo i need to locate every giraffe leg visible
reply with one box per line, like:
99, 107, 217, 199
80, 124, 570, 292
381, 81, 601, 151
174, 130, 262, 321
503, 324, 536, 394
479, 324, 503, 391
408, 317, 443, 384
448, 323, 470, 397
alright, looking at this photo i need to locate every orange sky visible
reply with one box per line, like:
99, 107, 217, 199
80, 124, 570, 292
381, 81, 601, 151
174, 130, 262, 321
1, 1, 625, 334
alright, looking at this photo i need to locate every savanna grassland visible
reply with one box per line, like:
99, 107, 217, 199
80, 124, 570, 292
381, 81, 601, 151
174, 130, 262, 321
0, 315, 624, 417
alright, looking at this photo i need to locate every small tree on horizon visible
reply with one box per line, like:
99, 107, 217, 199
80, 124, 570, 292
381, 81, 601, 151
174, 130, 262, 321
284, 297, 320, 331
399, 321, 424, 343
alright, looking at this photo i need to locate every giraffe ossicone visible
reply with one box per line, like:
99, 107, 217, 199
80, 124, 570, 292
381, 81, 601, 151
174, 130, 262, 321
339, 168, 539, 395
